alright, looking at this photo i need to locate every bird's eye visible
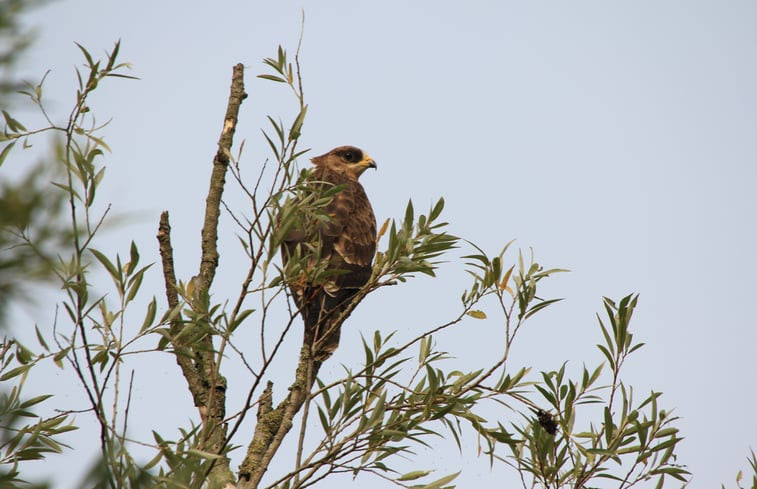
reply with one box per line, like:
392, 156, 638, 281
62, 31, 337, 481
343, 152, 354, 161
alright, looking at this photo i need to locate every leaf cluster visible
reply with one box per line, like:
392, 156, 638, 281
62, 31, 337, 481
1, 42, 168, 489
0, 38, 703, 489
0, 339, 77, 489
500, 295, 689, 488
374, 199, 459, 282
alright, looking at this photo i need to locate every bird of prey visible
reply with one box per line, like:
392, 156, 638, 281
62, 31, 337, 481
281, 146, 377, 363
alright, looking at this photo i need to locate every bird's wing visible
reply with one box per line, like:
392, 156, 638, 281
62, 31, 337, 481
332, 186, 376, 268
307, 175, 375, 291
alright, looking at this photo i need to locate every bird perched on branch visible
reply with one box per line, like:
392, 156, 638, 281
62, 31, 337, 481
281, 146, 377, 363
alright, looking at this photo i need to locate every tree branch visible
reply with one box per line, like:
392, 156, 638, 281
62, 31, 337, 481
237, 347, 318, 489
157, 211, 205, 394
157, 63, 247, 489
199, 62, 247, 289
157, 211, 179, 310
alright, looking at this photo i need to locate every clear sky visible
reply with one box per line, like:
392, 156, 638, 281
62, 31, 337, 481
11, 1, 757, 488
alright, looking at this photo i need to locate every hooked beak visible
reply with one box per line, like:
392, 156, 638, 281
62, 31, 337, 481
361, 155, 377, 170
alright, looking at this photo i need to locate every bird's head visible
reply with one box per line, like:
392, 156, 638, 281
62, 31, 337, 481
311, 146, 377, 180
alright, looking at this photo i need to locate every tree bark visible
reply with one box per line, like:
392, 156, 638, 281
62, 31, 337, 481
157, 63, 247, 489
237, 347, 318, 489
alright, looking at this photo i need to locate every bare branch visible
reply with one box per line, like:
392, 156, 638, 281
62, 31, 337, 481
156, 63, 247, 489
198, 62, 247, 290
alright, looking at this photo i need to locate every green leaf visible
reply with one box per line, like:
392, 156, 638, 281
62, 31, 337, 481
0, 364, 31, 381
655, 427, 679, 438
417, 471, 460, 489
419, 336, 431, 362
404, 199, 414, 227
35, 325, 50, 352
53, 347, 71, 368
534, 385, 556, 406
229, 308, 254, 333
398, 470, 431, 481
466, 310, 487, 319
317, 406, 330, 434
365, 391, 387, 428
262, 130, 280, 160
140, 298, 157, 332
266, 116, 284, 144
18, 394, 53, 410
187, 448, 222, 460
429, 197, 445, 221
644, 437, 680, 455
74, 42, 95, 67
524, 298, 563, 319
128, 241, 140, 272
650, 466, 690, 481
0, 141, 16, 167
603, 406, 614, 444
51, 181, 81, 200
126, 265, 152, 303
288, 104, 308, 140
257, 74, 287, 83
142, 451, 164, 471
596, 344, 615, 370
92, 349, 109, 372
84, 132, 111, 153
2, 110, 27, 132
107, 40, 122, 71
90, 248, 119, 281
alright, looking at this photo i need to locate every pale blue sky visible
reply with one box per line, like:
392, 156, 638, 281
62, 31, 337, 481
11, 1, 757, 488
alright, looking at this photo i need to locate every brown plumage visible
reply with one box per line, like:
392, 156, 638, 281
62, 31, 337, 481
282, 146, 377, 362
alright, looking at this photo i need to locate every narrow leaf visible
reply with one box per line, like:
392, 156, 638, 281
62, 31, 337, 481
257, 74, 287, 83
397, 470, 431, 481
0, 141, 16, 167
466, 310, 487, 319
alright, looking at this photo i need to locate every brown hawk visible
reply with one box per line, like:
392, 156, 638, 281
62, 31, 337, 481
282, 146, 377, 363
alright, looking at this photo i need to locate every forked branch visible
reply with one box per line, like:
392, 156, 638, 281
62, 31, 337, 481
157, 63, 247, 489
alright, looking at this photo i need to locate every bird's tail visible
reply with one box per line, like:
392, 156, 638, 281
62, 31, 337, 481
302, 288, 358, 362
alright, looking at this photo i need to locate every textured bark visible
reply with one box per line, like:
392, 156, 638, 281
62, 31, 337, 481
157, 63, 247, 489
158, 211, 205, 403
237, 347, 318, 489
200, 63, 246, 288
235, 274, 372, 487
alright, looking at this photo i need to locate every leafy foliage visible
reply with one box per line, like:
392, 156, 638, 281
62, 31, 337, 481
0, 339, 77, 489
1, 34, 728, 489
502, 296, 688, 488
